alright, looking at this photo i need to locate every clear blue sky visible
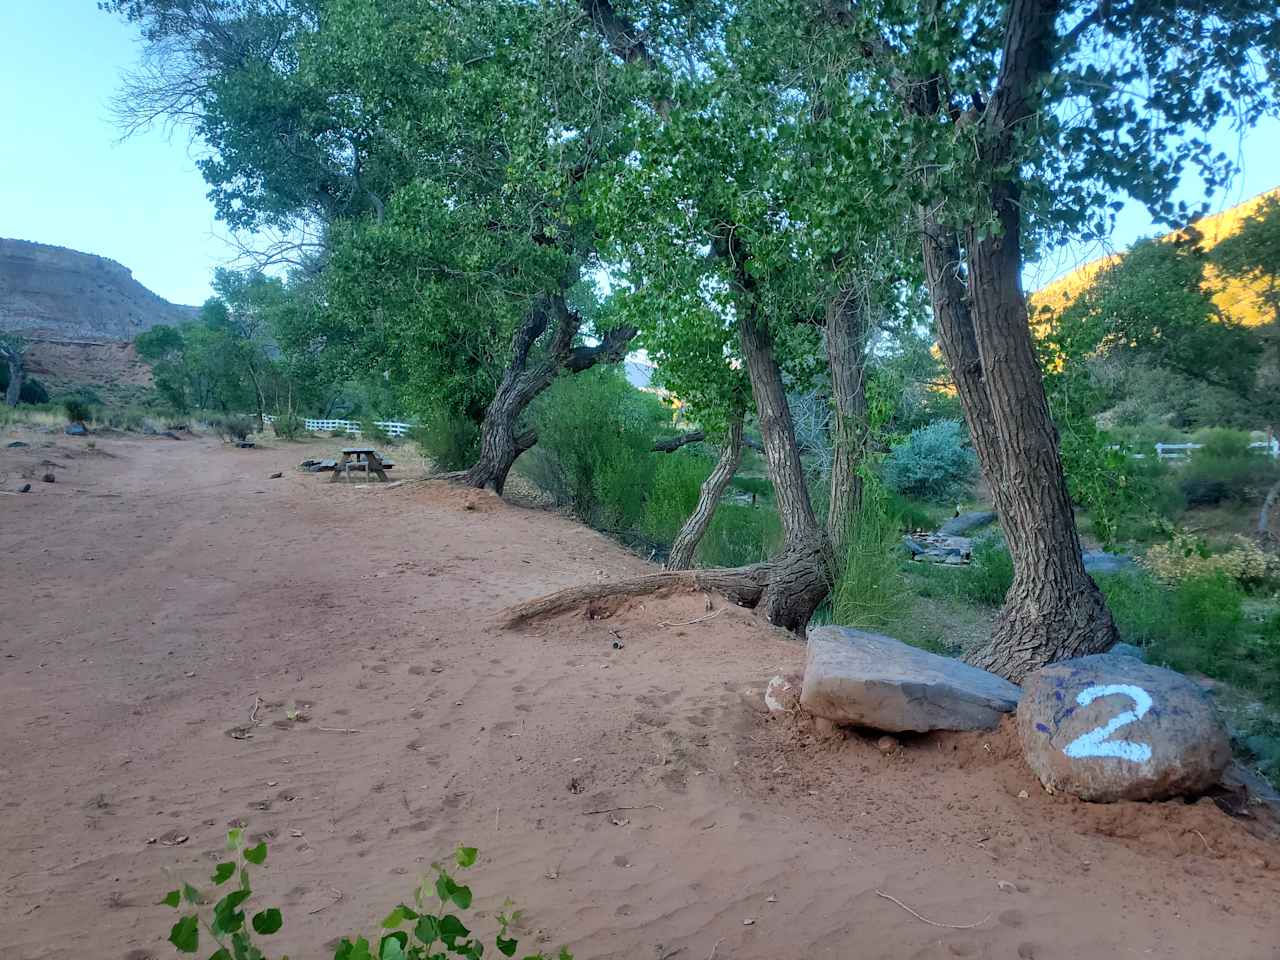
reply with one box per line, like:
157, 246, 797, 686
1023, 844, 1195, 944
2, 2, 1278, 307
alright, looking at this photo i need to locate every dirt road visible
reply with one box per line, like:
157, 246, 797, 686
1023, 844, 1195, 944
2, 432, 1278, 959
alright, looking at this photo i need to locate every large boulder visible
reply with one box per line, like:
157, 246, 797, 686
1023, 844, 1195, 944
800, 626, 1022, 732
938, 511, 998, 536
1017, 653, 1230, 802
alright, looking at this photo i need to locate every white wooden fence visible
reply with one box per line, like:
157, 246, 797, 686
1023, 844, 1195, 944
261, 415, 413, 438
1153, 439, 1280, 461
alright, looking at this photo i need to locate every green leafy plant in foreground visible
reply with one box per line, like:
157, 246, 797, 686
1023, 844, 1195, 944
160, 836, 571, 960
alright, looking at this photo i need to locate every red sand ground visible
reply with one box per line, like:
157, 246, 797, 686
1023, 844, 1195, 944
2, 432, 1278, 960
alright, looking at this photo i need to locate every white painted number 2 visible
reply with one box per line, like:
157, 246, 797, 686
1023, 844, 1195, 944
1062, 684, 1153, 763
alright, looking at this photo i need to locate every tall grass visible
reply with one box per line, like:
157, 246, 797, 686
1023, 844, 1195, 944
696, 503, 782, 567
830, 487, 909, 630
641, 451, 713, 544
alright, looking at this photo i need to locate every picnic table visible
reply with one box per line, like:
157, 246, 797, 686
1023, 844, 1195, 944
330, 447, 393, 482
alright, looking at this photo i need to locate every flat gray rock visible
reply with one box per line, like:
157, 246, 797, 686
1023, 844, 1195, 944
800, 626, 1022, 732
939, 511, 997, 536
64, 422, 87, 436
1109, 642, 1145, 661
1018, 653, 1230, 802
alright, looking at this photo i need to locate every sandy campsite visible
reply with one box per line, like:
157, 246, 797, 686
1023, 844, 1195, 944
2, 432, 1279, 960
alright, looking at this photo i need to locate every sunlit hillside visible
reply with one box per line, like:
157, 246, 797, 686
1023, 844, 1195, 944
1030, 187, 1280, 325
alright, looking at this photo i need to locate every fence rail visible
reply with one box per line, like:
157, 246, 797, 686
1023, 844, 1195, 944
1154, 439, 1279, 460
261, 415, 413, 438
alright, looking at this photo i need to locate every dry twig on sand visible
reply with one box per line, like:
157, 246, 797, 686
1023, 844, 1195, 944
657, 609, 724, 627
874, 890, 990, 929
582, 803, 665, 815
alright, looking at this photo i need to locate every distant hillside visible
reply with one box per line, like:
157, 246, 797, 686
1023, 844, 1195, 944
0, 238, 198, 399
0, 238, 197, 341
1031, 187, 1280, 325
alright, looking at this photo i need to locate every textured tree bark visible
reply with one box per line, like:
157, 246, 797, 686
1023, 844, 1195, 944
458, 294, 637, 494
958, 193, 1118, 682
912, 0, 1117, 681
665, 414, 744, 570
736, 302, 833, 632
825, 280, 871, 554
3, 352, 22, 406
1258, 477, 1280, 543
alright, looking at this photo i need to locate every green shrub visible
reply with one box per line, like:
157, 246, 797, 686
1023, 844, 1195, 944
1096, 570, 1263, 688
206, 414, 255, 442
696, 502, 783, 567
958, 537, 1014, 606
831, 488, 909, 630
0, 367, 50, 405
411, 408, 480, 471
882, 419, 976, 503
1178, 430, 1278, 506
360, 417, 392, 445
641, 451, 712, 544
521, 368, 667, 530
63, 398, 92, 423
271, 413, 305, 440
157, 834, 571, 960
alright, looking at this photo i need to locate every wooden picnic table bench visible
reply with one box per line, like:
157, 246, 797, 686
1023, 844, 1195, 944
330, 447, 393, 482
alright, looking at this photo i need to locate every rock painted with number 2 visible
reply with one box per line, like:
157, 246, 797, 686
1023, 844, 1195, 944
1017, 653, 1230, 802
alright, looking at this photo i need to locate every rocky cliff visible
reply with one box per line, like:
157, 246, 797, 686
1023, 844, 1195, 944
0, 239, 199, 399
0, 238, 197, 341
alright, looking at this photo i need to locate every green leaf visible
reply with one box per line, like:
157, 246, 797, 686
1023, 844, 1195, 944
497, 936, 518, 957
169, 915, 199, 953
382, 904, 418, 927
213, 862, 236, 885
251, 908, 283, 935
226, 828, 243, 850
379, 931, 409, 960
450, 884, 472, 910
434, 874, 454, 905
413, 915, 440, 945
183, 883, 202, 905
439, 914, 469, 948
243, 841, 268, 865
160, 889, 182, 908
454, 846, 478, 868
207, 951, 231, 960
212, 889, 251, 936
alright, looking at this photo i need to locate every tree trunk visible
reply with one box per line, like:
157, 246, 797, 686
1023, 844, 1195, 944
958, 194, 1118, 682
665, 415, 744, 570
736, 301, 832, 632
825, 279, 871, 554
458, 292, 637, 494
4, 353, 22, 406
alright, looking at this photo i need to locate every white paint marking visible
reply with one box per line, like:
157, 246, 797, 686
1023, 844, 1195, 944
1063, 683, 1153, 763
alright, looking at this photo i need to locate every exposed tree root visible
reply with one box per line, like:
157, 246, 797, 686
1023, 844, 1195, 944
498, 565, 772, 630
499, 538, 830, 634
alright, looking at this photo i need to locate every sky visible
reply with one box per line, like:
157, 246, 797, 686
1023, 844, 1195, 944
2, 2, 1279, 309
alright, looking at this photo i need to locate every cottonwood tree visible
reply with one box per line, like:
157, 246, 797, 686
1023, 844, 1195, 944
106, 0, 647, 494
508, 0, 918, 631
827, 0, 1280, 679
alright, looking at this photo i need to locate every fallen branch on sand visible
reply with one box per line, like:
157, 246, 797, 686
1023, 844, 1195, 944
315, 727, 361, 734
874, 890, 989, 929
498, 568, 768, 629
496, 541, 830, 635
582, 803, 665, 815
